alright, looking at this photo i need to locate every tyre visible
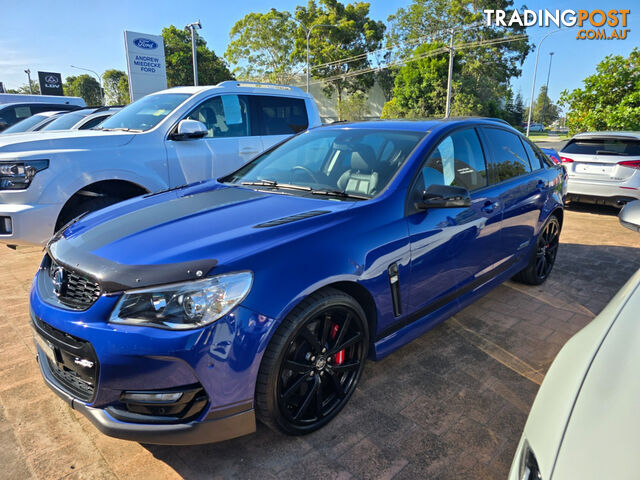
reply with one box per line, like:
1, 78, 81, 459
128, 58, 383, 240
255, 288, 369, 435
56, 195, 121, 231
513, 215, 561, 285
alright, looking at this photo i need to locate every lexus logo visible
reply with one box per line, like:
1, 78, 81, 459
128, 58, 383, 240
52, 267, 65, 297
44, 75, 58, 84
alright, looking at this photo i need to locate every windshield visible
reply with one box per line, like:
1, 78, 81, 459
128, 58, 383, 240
96, 93, 191, 132
224, 128, 425, 199
2, 114, 51, 133
41, 111, 88, 131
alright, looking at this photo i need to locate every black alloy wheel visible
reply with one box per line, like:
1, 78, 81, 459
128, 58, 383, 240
513, 215, 561, 285
256, 289, 368, 435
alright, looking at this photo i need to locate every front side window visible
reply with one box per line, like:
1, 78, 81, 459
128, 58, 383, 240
98, 93, 190, 132
225, 128, 425, 199
483, 127, 532, 182
418, 128, 488, 192
79, 115, 109, 130
253, 96, 308, 135
186, 95, 250, 138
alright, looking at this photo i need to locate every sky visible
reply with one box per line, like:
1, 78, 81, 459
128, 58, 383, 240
1, 0, 637, 108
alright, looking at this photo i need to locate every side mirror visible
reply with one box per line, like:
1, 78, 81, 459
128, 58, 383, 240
619, 200, 640, 232
170, 119, 207, 141
416, 184, 471, 210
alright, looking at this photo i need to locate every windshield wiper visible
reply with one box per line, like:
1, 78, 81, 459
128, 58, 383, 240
98, 127, 143, 132
240, 180, 312, 192
309, 189, 369, 200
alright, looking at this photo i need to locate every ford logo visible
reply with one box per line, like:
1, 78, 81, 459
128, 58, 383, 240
133, 38, 158, 50
45, 75, 59, 84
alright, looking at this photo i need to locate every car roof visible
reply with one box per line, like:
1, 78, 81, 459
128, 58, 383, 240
157, 81, 312, 99
572, 131, 640, 140
319, 117, 516, 133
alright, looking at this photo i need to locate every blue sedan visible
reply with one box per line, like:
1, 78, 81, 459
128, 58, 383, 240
30, 119, 565, 444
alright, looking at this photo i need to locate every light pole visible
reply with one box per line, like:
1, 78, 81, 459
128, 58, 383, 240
186, 20, 202, 86
24, 69, 33, 94
304, 24, 337, 93
526, 29, 561, 137
541, 52, 554, 126
70, 65, 104, 104
445, 29, 455, 118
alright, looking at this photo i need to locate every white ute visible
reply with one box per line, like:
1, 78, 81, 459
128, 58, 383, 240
0, 82, 321, 246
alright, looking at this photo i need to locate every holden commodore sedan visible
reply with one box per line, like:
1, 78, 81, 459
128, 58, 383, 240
30, 119, 565, 444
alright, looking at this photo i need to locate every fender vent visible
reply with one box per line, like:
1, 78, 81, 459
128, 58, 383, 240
254, 210, 330, 228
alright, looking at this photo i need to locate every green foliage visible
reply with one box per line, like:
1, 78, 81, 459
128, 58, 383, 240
64, 74, 102, 106
162, 25, 234, 87
523, 86, 559, 126
6, 80, 40, 95
384, 0, 531, 122
103, 69, 130, 105
226, 9, 298, 84
294, 0, 385, 111
560, 48, 640, 133
337, 91, 370, 120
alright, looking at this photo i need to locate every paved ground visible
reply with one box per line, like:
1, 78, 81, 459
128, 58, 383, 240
1, 203, 639, 480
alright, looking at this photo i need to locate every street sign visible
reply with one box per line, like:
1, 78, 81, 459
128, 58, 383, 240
123, 30, 167, 102
37, 71, 64, 96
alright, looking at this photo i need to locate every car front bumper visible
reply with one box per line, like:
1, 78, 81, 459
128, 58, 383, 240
0, 202, 59, 246
30, 269, 277, 445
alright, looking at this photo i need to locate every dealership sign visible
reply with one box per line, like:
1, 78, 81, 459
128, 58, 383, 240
37, 71, 64, 96
124, 30, 167, 101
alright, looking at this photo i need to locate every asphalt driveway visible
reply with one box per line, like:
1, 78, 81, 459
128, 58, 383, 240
1, 203, 638, 479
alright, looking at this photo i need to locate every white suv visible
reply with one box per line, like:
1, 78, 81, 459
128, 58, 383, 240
0, 82, 321, 246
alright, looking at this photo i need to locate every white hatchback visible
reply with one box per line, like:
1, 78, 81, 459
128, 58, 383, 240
560, 131, 640, 207
0, 81, 321, 246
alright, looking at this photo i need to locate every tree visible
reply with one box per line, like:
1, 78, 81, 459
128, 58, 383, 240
103, 69, 130, 105
226, 9, 299, 84
6, 80, 40, 95
560, 48, 640, 133
337, 91, 370, 120
162, 25, 233, 87
64, 75, 102, 106
293, 0, 386, 112
524, 86, 559, 125
383, 0, 531, 119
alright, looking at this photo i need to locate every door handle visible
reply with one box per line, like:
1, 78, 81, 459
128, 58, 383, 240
481, 200, 497, 214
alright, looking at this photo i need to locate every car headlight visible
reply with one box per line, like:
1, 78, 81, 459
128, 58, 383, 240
109, 272, 253, 330
0, 160, 49, 190
518, 441, 542, 480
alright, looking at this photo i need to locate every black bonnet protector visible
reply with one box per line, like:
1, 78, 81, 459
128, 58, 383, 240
47, 187, 266, 293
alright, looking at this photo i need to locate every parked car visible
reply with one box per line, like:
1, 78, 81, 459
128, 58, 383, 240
560, 132, 640, 207
0, 81, 321, 246
540, 147, 561, 164
523, 122, 545, 133
40, 106, 122, 132
30, 118, 565, 444
0, 98, 84, 132
509, 200, 640, 480
1, 110, 66, 134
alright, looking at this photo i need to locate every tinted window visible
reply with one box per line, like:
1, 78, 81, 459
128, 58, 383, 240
79, 115, 109, 130
483, 128, 532, 182
187, 95, 250, 138
418, 128, 487, 192
253, 96, 308, 135
2, 114, 48, 133
562, 138, 640, 156
520, 137, 547, 169
226, 128, 424, 198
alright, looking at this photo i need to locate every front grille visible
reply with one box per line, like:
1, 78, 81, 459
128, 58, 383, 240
33, 316, 98, 402
44, 255, 101, 310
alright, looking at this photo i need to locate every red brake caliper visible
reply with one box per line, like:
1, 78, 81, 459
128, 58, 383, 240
330, 323, 345, 365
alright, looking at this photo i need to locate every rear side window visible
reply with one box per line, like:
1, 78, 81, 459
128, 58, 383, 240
562, 138, 640, 156
482, 127, 532, 182
418, 128, 488, 192
520, 137, 548, 169
252, 96, 308, 135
